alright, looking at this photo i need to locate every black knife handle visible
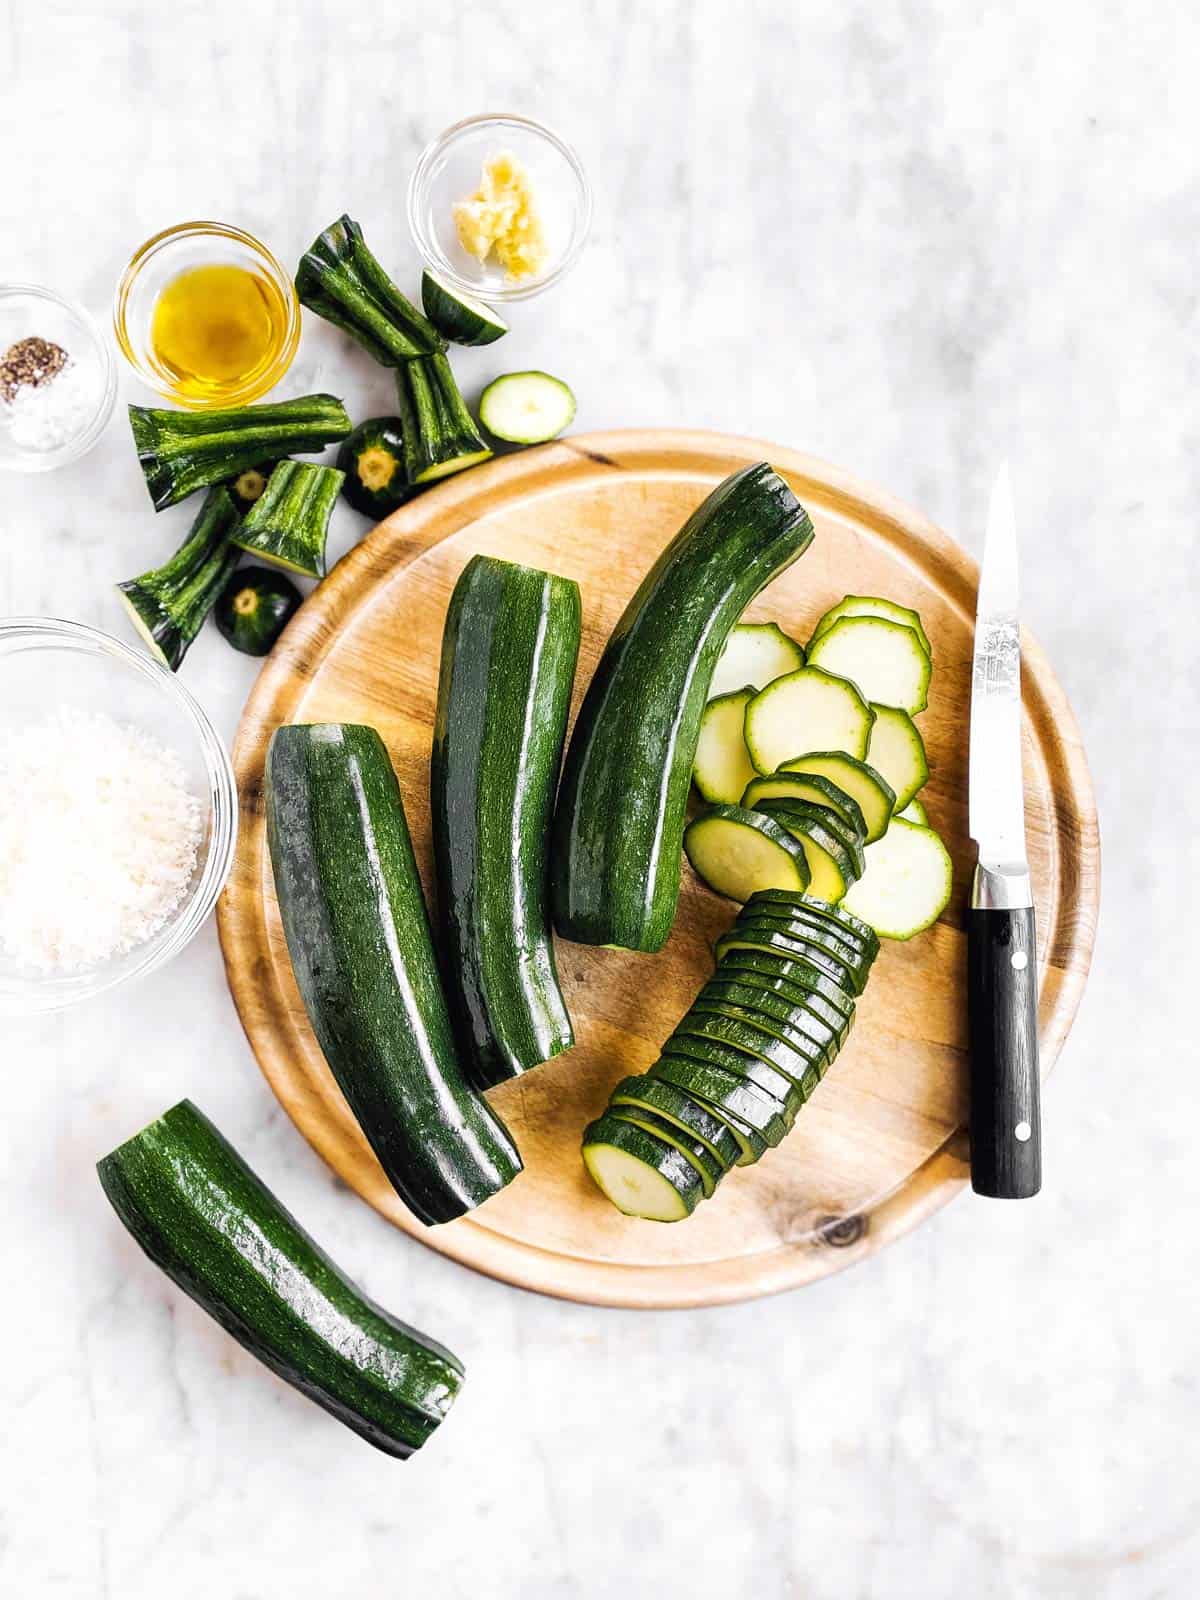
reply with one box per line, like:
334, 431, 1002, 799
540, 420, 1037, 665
968, 905, 1041, 1197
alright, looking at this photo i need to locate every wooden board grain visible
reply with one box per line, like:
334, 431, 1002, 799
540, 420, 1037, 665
217, 431, 1099, 1308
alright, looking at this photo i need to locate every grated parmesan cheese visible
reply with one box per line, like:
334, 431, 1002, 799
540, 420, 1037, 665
0, 708, 204, 973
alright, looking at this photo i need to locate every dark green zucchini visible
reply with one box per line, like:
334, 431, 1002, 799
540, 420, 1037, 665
421, 270, 508, 346
296, 215, 444, 365
690, 990, 847, 1058
129, 394, 351, 511
395, 353, 492, 483
116, 487, 240, 670
97, 1100, 463, 1459
231, 460, 344, 577
702, 975, 853, 1045
742, 888, 881, 958
215, 564, 301, 656
713, 950, 856, 1017
735, 903, 876, 966
607, 1106, 727, 1196
552, 463, 815, 951
714, 927, 866, 996
337, 417, 412, 517
733, 909, 874, 984
581, 1115, 706, 1220
608, 1076, 743, 1171
225, 460, 279, 514
660, 1035, 802, 1119
431, 555, 581, 1089
266, 723, 522, 1225
672, 1014, 825, 1095
650, 1051, 792, 1144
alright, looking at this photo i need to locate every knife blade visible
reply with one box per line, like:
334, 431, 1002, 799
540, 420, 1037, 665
967, 463, 1041, 1198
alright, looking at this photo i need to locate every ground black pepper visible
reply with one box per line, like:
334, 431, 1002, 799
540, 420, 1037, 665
0, 336, 68, 403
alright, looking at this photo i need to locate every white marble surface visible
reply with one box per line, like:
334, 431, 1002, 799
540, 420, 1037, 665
1, 2, 1196, 1595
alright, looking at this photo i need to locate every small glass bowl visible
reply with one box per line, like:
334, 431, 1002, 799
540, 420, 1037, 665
407, 113, 592, 303
0, 285, 117, 473
113, 221, 301, 408
0, 618, 238, 1015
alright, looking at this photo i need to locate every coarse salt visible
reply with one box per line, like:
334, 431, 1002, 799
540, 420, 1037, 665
0, 708, 204, 973
2, 358, 102, 452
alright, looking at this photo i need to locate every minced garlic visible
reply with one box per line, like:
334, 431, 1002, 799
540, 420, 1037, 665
453, 151, 549, 283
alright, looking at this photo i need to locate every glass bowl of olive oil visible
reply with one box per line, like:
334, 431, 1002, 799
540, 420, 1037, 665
114, 222, 301, 408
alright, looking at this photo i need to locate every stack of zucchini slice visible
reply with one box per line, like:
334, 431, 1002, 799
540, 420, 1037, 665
583, 891, 878, 1219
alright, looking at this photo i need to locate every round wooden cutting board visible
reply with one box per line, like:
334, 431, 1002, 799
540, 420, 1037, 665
218, 431, 1098, 1308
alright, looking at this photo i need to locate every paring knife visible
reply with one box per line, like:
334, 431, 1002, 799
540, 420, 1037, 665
967, 463, 1041, 1198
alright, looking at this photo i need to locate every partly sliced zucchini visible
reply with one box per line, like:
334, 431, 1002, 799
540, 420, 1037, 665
708, 621, 804, 700
214, 565, 301, 656
810, 594, 932, 658
337, 417, 412, 518
733, 906, 874, 980
840, 817, 954, 939
117, 487, 241, 671
744, 666, 874, 773
652, 1049, 793, 1142
807, 616, 931, 716
751, 801, 864, 905
741, 772, 867, 843
231, 460, 344, 578
742, 887, 881, 960
395, 353, 493, 483
714, 951, 855, 1019
688, 994, 844, 1065
671, 1017, 822, 1100
701, 978, 852, 1049
866, 703, 929, 811
898, 796, 929, 824
608, 1076, 744, 1171
581, 1115, 706, 1220
693, 687, 757, 804
777, 752, 895, 843
296, 215, 444, 364
713, 928, 866, 996
478, 371, 576, 443
662, 1034, 804, 1118
684, 804, 811, 901
97, 1100, 463, 1459
608, 1107, 726, 1197
639, 1068, 769, 1166
751, 799, 866, 877
421, 270, 508, 346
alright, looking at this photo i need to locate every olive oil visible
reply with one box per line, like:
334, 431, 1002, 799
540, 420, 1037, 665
150, 264, 289, 401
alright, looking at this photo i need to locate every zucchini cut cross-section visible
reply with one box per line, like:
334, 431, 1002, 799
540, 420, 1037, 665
806, 616, 931, 716
744, 666, 875, 773
708, 621, 804, 700
714, 927, 868, 996
777, 752, 895, 843
608, 1075, 744, 1171
751, 799, 865, 904
479, 371, 576, 443
741, 771, 867, 843
810, 593, 932, 658
865, 703, 929, 811
840, 817, 954, 939
582, 1115, 707, 1220
684, 804, 811, 901
97, 1100, 464, 1459
607, 1107, 727, 1196
693, 687, 758, 805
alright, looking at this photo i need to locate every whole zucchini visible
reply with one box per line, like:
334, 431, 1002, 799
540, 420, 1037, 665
551, 462, 815, 951
98, 1100, 463, 1458
431, 555, 581, 1089
266, 723, 522, 1224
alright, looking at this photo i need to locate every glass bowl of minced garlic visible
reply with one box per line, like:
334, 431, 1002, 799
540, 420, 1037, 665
408, 113, 592, 302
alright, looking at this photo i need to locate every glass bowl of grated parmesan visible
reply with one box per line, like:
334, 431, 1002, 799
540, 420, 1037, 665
0, 617, 238, 1014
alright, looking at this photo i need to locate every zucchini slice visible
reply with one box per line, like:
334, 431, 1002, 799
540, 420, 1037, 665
98, 1100, 464, 1459
607, 1106, 727, 1196
215, 564, 302, 657
751, 800, 864, 905
709, 621, 804, 700
552, 463, 815, 951
898, 796, 929, 824
116, 486, 240, 671
581, 1115, 706, 1220
296, 214, 444, 365
128, 394, 352, 512
421, 269, 508, 346
395, 353, 493, 483
266, 723, 522, 1225
777, 752, 895, 843
751, 799, 866, 876
732, 906, 874, 978
336, 417, 412, 518
651, 1050, 793, 1143
810, 594, 932, 658
714, 949, 856, 1019
700, 978, 852, 1049
693, 686, 757, 805
744, 666, 874, 773
231, 460, 344, 578
684, 804, 811, 902
479, 371, 576, 443
688, 994, 844, 1066
642, 1070, 770, 1166
742, 887, 881, 959
665, 1029, 814, 1110
431, 555, 581, 1089
713, 928, 866, 996
608, 1075, 744, 1171
807, 616, 931, 716
866, 703, 929, 811
840, 817, 954, 939
741, 771, 867, 843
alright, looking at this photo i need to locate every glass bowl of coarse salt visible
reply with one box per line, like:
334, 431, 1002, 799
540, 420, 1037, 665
0, 618, 238, 1014
0, 285, 117, 472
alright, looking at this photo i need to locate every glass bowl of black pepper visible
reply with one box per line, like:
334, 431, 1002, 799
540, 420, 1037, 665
0, 285, 117, 472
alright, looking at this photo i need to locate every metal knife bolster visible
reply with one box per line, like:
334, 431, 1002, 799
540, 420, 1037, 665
971, 859, 1033, 911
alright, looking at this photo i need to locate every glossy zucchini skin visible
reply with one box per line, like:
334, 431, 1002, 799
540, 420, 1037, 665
215, 564, 301, 656
116, 487, 241, 670
266, 723, 522, 1225
432, 555, 581, 1089
97, 1100, 464, 1459
552, 463, 815, 951
743, 888, 881, 957
337, 416, 412, 518
394, 354, 492, 483
296, 215, 444, 365
128, 394, 351, 511
231, 460, 344, 578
